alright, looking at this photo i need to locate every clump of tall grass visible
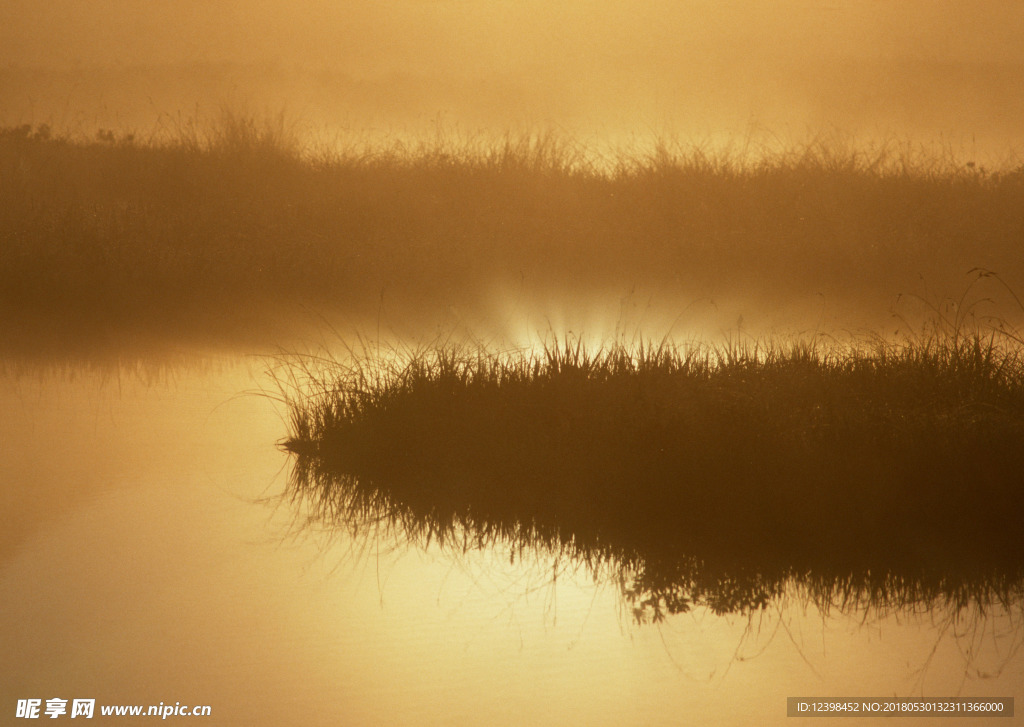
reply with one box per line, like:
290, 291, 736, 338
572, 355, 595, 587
3, 115, 1024, 355
278, 321, 1024, 620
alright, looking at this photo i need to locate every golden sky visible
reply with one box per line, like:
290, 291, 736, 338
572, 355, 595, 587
2, 1, 1023, 149
4, 1, 1023, 69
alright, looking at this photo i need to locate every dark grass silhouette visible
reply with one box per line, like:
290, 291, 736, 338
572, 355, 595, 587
279, 320, 1024, 621
3, 115, 1024, 355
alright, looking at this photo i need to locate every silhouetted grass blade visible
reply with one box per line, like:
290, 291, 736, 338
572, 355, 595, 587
280, 331, 1024, 621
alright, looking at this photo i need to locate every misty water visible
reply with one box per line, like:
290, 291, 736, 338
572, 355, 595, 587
2, 346, 1021, 726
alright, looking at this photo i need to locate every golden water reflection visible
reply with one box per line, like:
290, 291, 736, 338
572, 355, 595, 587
1, 359, 1021, 726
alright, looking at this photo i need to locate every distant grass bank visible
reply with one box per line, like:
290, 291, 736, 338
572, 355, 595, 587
2, 116, 1024, 354
280, 327, 1024, 619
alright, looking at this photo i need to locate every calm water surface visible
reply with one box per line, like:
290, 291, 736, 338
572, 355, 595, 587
1, 355, 1021, 725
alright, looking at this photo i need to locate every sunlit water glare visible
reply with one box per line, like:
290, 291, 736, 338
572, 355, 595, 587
1, 356, 1021, 725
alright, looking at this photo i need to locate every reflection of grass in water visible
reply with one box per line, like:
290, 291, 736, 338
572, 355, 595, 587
278, 318, 1024, 622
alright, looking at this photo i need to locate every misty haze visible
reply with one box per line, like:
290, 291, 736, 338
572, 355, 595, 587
2, 2, 1023, 725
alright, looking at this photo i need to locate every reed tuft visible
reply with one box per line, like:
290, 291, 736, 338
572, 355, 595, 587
278, 324, 1024, 620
